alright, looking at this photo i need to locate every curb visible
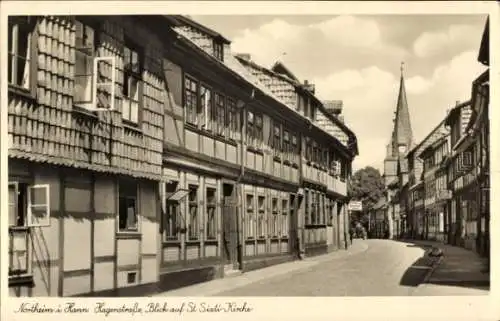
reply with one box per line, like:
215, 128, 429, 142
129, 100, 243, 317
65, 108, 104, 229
422, 253, 444, 284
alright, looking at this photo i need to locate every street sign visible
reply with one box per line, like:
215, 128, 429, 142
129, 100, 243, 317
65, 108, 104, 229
348, 201, 363, 211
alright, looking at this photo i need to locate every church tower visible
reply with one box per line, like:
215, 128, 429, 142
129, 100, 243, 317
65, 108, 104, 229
384, 62, 414, 186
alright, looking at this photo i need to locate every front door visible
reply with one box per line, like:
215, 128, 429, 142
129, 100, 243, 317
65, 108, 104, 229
222, 183, 240, 269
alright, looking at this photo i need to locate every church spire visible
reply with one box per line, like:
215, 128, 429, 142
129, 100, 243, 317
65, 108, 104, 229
390, 61, 413, 156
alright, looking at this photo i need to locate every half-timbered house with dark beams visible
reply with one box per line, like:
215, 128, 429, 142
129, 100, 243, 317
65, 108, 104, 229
235, 57, 358, 256
7, 14, 359, 296
155, 15, 357, 289
8, 15, 165, 296
444, 17, 489, 255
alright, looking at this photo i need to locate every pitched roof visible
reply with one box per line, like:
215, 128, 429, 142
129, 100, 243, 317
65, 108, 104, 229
271, 61, 300, 82
387, 64, 414, 159
478, 17, 489, 66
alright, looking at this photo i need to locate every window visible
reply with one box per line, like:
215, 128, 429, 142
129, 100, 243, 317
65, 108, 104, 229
255, 114, 263, 147
305, 191, 310, 225
122, 41, 143, 125
281, 199, 288, 237
462, 151, 473, 168
119, 181, 138, 231
257, 196, 266, 238
206, 188, 217, 240
305, 138, 312, 162
8, 17, 35, 91
283, 130, 290, 161
273, 123, 281, 157
164, 182, 180, 241
200, 85, 213, 130
184, 76, 199, 125
8, 182, 50, 276
226, 98, 239, 140
213, 41, 223, 61
271, 198, 279, 237
247, 111, 255, 146
246, 194, 255, 239
188, 185, 199, 240
74, 20, 96, 104
291, 134, 298, 163
310, 191, 317, 224
215, 93, 226, 136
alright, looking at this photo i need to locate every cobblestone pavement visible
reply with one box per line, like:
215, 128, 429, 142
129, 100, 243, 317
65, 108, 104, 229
215, 239, 433, 296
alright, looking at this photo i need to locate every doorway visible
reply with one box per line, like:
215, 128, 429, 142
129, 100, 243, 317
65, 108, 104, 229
221, 183, 240, 269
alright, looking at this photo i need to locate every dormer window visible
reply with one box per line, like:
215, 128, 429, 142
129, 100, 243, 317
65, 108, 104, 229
213, 40, 223, 61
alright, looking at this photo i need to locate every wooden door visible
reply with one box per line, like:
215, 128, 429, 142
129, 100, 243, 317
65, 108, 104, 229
222, 183, 240, 269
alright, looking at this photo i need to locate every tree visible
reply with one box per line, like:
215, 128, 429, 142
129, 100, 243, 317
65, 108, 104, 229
348, 166, 386, 226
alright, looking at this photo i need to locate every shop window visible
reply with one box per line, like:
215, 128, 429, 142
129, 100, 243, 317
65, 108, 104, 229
188, 185, 199, 240
206, 188, 217, 240
119, 181, 138, 231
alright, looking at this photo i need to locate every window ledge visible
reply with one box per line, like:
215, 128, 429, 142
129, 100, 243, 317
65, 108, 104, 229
8, 84, 36, 102
123, 122, 143, 134
186, 239, 201, 244
247, 146, 264, 155
9, 274, 34, 287
204, 239, 218, 243
72, 105, 99, 119
273, 155, 281, 162
116, 231, 141, 239
163, 240, 181, 245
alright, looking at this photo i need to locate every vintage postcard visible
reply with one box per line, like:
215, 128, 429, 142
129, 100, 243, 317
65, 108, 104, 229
0, 1, 497, 320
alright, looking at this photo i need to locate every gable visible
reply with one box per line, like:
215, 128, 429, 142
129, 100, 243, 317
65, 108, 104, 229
315, 109, 349, 146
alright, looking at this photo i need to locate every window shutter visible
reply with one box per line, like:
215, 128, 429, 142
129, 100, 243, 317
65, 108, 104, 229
30, 18, 39, 97
162, 58, 183, 113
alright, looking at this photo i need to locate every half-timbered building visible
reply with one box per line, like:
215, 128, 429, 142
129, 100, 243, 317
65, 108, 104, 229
7, 15, 359, 296
8, 15, 165, 296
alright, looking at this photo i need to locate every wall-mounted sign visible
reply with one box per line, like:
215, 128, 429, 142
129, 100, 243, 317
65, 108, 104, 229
348, 201, 363, 211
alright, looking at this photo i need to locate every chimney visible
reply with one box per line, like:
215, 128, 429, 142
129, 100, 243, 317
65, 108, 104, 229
303, 80, 315, 94
323, 100, 343, 117
235, 53, 251, 61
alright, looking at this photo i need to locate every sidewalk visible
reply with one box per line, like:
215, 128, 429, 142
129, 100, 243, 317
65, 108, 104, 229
152, 240, 369, 297
409, 240, 490, 296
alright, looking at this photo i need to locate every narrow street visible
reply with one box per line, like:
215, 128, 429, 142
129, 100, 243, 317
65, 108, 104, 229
216, 240, 432, 296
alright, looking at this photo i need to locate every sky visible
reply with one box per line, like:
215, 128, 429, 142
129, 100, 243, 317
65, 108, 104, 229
191, 14, 488, 173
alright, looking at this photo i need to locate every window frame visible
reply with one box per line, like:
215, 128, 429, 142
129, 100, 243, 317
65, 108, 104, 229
246, 194, 255, 240
271, 197, 279, 238
122, 38, 144, 126
257, 195, 266, 239
213, 40, 224, 61
281, 199, 289, 238
184, 75, 199, 126
118, 181, 139, 232
205, 187, 217, 240
74, 19, 99, 106
273, 122, 281, 158
187, 185, 199, 241
164, 181, 181, 242
214, 92, 226, 137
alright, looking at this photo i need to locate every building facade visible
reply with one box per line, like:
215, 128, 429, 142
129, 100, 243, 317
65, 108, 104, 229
7, 15, 358, 297
8, 15, 165, 297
